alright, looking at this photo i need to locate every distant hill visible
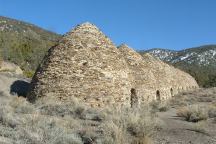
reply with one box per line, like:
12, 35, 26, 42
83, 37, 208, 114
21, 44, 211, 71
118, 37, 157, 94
139, 45, 216, 87
0, 16, 61, 76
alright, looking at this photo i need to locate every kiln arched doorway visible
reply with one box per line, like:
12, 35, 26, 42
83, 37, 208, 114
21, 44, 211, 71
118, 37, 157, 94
130, 88, 138, 108
156, 90, 161, 101
170, 88, 174, 97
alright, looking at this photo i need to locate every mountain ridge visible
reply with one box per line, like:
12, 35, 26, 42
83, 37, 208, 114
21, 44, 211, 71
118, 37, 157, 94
0, 16, 61, 76
0, 16, 59, 39
139, 45, 216, 87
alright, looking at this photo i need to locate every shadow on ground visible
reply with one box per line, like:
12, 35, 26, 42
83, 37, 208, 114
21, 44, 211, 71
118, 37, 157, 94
10, 80, 30, 97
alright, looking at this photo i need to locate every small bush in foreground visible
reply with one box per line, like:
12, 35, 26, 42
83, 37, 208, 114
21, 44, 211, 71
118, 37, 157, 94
189, 121, 207, 134
149, 101, 169, 112
99, 106, 158, 144
0, 95, 159, 144
208, 106, 216, 118
177, 105, 208, 122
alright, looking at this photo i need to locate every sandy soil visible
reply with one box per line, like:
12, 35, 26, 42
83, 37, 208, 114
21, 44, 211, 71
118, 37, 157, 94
154, 89, 216, 144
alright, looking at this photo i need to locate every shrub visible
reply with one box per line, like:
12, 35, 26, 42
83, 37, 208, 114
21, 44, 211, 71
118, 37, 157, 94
158, 104, 170, 112
177, 105, 208, 122
149, 101, 169, 112
38, 97, 85, 117
99, 106, 158, 144
39, 104, 76, 117
0, 49, 2, 67
0, 107, 15, 128
190, 121, 207, 133
9, 97, 34, 114
53, 134, 83, 144
0, 95, 159, 144
208, 106, 216, 118
23, 70, 35, 78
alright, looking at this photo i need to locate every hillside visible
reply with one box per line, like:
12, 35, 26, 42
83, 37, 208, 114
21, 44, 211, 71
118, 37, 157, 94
0, 16, 61, 76
140, 45, 216, 87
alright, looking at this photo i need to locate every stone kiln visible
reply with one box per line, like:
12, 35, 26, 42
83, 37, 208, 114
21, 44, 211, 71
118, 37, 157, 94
27, 22, 199, 107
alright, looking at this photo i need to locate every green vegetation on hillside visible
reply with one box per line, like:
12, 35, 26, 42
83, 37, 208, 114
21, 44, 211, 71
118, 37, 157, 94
177, 64, 216, 88
175, 45, 216, 87
0, 48, 2, 65
0, 16, 61, 77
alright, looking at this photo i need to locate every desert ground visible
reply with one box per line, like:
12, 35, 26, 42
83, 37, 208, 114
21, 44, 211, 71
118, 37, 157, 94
0, 71, 216, 144
153, 88, 216, 144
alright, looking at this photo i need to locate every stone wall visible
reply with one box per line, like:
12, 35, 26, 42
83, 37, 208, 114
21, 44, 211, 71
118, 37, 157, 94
27, 22, 199, 107
118, 44, 198, 104
28, 23, 132, 107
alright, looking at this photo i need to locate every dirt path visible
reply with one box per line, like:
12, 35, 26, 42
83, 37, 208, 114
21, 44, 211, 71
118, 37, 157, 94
154, 107, 216, 144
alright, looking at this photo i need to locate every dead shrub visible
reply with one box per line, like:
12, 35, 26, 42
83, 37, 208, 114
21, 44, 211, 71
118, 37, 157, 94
208, 106, 216, 118
99, 106, 158, 144
177, 105, 208, 122
189, 121, 207, 134
9, 97, 34, 114
0, 93, 159, 144
53, 134, 83, 144
149, 101, 169, 112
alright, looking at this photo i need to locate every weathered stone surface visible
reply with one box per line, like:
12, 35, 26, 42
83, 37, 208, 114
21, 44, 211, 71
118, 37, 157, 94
28, 22, 132, 107
119, 44, 198, 103
27, 22, 199, 107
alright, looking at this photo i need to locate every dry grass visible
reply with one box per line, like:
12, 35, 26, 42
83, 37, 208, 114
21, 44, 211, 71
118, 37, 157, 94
208, 106, 216, 118
0, 95, 159, 144
176, 105, 208, 122
188, 121, 208, 134
172, 88, 216, 123
169, 88, 216, 108
149, 101, 170, 113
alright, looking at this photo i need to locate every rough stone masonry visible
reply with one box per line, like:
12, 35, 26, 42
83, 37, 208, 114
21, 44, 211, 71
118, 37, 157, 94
27, 22, 199, 107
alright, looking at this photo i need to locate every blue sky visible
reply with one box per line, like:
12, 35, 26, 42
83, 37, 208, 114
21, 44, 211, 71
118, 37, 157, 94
0, 0, 215, 50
